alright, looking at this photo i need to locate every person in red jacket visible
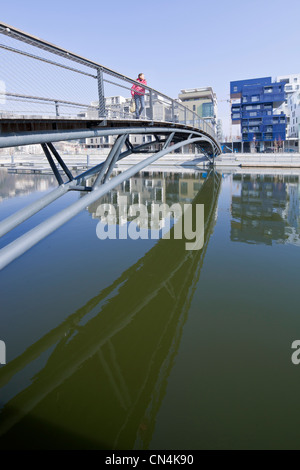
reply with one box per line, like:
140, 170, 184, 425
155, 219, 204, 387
131, 73, 147, 119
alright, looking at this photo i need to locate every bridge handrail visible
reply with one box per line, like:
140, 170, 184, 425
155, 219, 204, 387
0, 22, 217, 140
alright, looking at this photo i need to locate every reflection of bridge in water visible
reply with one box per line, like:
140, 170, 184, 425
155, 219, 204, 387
0, 171, 222, 449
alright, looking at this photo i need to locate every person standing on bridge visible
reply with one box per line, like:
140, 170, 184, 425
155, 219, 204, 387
131, 73, 147, 119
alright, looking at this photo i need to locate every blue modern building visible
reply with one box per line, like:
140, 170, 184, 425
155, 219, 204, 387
230, 77, 286, 152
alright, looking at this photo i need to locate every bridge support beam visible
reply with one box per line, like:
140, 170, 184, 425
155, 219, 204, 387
103, 134, 128, 183
47, 143, 74, 181
93, 134, 127, 189
163, 132, 175, 150
41, 143, 64, 185
41, 143, 75, 184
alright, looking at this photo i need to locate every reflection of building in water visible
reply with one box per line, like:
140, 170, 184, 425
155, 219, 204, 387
0, 170, 56, 202
231, 174, 300, 246
87, 171, 206, 223
179, 178, 203, 202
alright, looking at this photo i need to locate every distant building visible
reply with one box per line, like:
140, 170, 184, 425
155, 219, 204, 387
216, 119, 223, 141
276, 74, 300, 149
277, 74, 300, 99
178, 88, 217, 129
286, 91, 300, 145
230, 77, 286, 152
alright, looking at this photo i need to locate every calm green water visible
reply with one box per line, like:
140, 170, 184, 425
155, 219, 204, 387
0, 167, 300, 450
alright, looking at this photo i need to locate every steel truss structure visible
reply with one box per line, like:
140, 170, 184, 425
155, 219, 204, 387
0, 128, 218, 269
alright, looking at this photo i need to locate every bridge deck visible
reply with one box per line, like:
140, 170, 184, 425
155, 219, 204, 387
0, 117, 211, 137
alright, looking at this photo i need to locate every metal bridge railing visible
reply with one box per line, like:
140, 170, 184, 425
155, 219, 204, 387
0, 22, 217, 141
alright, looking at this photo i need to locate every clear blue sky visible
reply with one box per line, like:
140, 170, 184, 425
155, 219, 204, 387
1, 0, 300, 136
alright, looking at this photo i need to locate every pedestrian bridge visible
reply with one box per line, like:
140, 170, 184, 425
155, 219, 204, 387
0, 22, 221, 158
0, 22, 221, 269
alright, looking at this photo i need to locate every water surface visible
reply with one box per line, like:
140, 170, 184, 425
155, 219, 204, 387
0, 167, 300, 449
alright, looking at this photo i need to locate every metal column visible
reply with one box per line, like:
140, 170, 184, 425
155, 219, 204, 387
41, 143, 64, 185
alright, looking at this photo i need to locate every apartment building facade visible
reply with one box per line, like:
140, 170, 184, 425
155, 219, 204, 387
178, 87, 217, 129
277, 74, 300, 148
230, 77, 286, 152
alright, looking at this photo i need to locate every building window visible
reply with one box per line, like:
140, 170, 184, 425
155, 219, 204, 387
251, 96, 260, 102
243, 97, 247, 103
264, 87, 273, 93
233, 86, 238, 92
249, 112, 257, 116
181, 182, 188, 195
202, 102, 213, 117
246, 105, 260, 110
193, 105, 196, 111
